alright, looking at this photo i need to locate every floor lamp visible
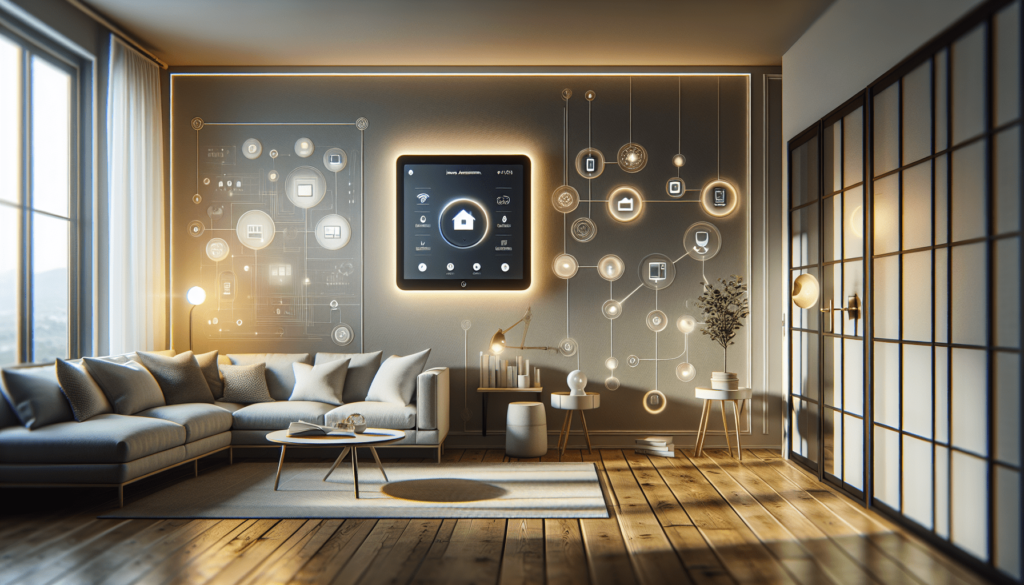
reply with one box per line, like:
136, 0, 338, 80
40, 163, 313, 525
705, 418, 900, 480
186, 286, 206, 352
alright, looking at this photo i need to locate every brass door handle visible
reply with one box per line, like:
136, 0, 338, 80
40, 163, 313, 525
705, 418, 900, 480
819, 293, 861, 334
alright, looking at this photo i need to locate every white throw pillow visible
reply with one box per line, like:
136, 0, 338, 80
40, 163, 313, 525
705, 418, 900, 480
290, 359, 349, 405
364, 349, 431, 405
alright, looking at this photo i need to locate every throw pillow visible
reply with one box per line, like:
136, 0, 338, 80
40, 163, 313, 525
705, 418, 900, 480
195, 350, 223, 399
227, 353, 311, 401
83, 357, 166, 415
137, 351, 215, 405
364, 349, 431, 405
0, 366, 74, 429
220, 363, 275, 404
290, 358, 349, 405
314, 351, 383, 403
54, 358, 113, 421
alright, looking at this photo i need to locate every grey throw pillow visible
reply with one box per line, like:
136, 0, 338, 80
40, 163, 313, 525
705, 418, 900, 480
220, 363, 275, 404
195, 350, 223, 399
137, 351, 215, 405
83, 357, 166, 415
314, 351, 383, 403
54, 358, 113, 421
228, 353, 311, 401
365, 349, 431, 405
0, 366, 74, 429
290, 359, 349, 405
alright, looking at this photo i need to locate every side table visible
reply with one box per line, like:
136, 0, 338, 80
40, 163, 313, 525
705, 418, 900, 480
551, 392, 600, 455
694, 387, 752, 460
477, 387, 543, 436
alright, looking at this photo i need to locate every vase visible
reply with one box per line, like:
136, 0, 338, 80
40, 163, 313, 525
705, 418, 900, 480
711, 371, 739, 391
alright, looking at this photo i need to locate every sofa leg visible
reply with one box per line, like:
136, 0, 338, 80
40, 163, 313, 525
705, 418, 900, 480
194, 460, 199, 477
437, 446, 441, 464
229, 447, 234, 465
118, 485, 124, 508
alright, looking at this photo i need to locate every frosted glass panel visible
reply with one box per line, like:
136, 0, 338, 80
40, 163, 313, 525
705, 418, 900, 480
844, 107, 863, 188
935, 154, 948, 245
827, 263, 843, 335
873, 342, 900, 428
903, 344, 932, 438
935, 49, 949, 151
874, 426, 901, 509
903, 436, 933, 529
952, 348, 988, 456
902, 61, 932, 164
844, 339, 864, 416
824, 121, 840, 193
791, 137, 818, 207
791, 399, 805, 457
995, 352, 1020, 466
935, 445, 950, 538
935, 346, 950, 443
952, 25, 986, 144
873, 255, 900, 340
995, 465, 1021, 579
792, 332, 819, 400
30, 57, 71, 218
874, 83, 900, 175
824, 195, 841, 262
823, 336, 840, 407
951, 451, 989, 561
791, 204, 818, 267
0, 36, 18, 206
844, 187, 864, 259
791, 269, 819, 330
873, 175, 900, 254
994, 1, 1021, 127
995, 238, 1020, 348
951, 141, 987, 242
32, 213, 68, 363
824, 407, 842, 478
792, 399, 819, 461
843, 260, 864, 337
995, 128, 1020, 235
935, 247, 949, 343
902, 251, 932, 342
844, 414, 864, 490
951, 243, 987, 347
902, 163, 932, 250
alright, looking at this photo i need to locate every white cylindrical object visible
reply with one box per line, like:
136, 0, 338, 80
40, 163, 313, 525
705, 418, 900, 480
518, 375, 529, 388
506, 402, 547, 458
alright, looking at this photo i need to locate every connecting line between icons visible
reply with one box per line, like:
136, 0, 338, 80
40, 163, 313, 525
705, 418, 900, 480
617, 282, 645, 305
637, 332, 698, 362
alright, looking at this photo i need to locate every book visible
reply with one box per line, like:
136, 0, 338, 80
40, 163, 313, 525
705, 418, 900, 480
287, 420, 356, 437
635, 436, 673, 447
635, 447, 676, 458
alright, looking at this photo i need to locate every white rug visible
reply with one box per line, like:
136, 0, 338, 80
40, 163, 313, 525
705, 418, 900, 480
103, 461, 609, 519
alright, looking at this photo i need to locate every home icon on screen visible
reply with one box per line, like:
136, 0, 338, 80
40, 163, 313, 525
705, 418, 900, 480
453, 209, 475, 231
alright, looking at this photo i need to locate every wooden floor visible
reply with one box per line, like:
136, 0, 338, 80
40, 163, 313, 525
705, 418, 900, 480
0, 447, 994, 585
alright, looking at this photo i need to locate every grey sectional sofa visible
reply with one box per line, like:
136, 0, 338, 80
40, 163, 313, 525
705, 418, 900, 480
0, 351, 448, 506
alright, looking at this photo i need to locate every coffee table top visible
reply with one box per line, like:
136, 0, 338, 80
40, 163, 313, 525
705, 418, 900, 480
266, 428, 406, 446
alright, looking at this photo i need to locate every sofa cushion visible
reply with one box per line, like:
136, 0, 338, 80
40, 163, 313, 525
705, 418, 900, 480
221, 363, 274, 404
365, 349, 431, 405
136, 403, 233, 443
314, 351, 382, 403
290, 359, 348, 405
228, 353, 311, 401
0, 387, 18, 429
83, 357, 166, 415
325, 401, 417, 430
137, 351, 215, 405
0, 413, 185, 464
196, 350, 223, 399
231, 401, 335, 430
0, 366, 74, 429
54, 358, 113, 421
213, 401, 245, 413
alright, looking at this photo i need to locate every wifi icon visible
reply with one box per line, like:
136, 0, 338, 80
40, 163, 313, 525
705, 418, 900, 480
416, 193, 430, 203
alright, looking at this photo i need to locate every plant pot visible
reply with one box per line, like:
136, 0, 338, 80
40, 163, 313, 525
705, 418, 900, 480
711, 372, 739, 391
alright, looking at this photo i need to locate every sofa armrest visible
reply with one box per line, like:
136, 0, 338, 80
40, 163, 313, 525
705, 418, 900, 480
415, 368, 449, 441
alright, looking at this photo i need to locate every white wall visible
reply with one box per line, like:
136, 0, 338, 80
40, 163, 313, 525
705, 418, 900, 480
782, 0, 983, 142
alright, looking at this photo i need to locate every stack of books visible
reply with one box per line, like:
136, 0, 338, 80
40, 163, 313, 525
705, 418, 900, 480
635, 436, 675, 457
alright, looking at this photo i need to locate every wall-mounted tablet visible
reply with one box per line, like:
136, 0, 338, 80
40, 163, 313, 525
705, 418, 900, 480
397, 155, 531, 291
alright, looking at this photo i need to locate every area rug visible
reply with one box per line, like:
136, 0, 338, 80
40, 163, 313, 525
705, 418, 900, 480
102, 461, 609, 519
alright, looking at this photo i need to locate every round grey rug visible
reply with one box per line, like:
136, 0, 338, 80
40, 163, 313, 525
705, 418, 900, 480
382, 478, 508, 502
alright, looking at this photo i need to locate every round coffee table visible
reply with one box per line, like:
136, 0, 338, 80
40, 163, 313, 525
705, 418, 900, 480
266, 428, 406, 498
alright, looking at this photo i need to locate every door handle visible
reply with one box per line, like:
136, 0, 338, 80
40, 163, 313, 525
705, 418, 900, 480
819, 293, 861, 334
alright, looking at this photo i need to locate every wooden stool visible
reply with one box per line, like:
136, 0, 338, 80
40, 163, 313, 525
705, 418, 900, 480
551, 392, 600, 455
694, 387, 752, 460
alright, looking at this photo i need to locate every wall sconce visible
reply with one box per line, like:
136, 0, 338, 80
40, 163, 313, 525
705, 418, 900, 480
186, 286, 206, 352
791, 273, 820, 309
489, 307, 554, 354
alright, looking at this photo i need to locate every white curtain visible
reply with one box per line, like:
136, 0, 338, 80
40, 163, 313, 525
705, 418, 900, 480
107, 36, 166, 353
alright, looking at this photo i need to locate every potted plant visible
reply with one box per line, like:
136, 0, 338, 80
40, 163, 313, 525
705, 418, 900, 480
695, 275, 749, 390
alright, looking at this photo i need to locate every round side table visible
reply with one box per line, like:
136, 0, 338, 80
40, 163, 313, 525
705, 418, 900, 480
694, 387, 752, 460
551, 392, 600, 455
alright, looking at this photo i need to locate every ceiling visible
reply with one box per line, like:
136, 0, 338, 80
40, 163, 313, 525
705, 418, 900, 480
80, 0, 834, 67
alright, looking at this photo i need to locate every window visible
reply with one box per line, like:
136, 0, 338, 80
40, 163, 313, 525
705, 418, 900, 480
0, 27, 81, 365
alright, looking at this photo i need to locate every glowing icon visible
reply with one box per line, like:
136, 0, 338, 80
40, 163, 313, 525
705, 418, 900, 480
473, 263, 481, 271
329, 154, 342, 165
501, 263, 510, 272
446, 263, 455, 271
627, 355, 640, 367
501, 215, 507, 223
586, 156, 596, 172
417, 193, 430, 203
247, 144, 258, 154
694, 231, 710, 254
617, 197, 634, 212
496, 195, 511, 205
714, 187, 727, 207
668, 179, 682, 195
418, 263, 427, 272
247, 225, 263, 240
408, 169, 414, 175
420, 215, 427, 223
648, 261, 667, 282
453, 209, 475, 231
297, 183, 313, 197
324, 226, 341, 239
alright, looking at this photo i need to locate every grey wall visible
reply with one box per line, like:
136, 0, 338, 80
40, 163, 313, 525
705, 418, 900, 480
169, 69, 782, 448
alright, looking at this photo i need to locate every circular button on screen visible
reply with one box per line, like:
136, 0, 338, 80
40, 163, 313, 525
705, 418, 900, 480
439, 198, 489, 249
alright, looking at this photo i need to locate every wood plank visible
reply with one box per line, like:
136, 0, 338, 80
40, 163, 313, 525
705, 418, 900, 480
540, 449, 561, 462
359, 520, 442, 585
291, 519, 378, 585
410, 518, 458, 580
232, 519, 326, 585
663, 526, 735, 585
0, 512, 109, 573
580, 517, 640, 585
158, 519, 277, 585
483, 449, 506, 462
545, 519, 589, 585
498, 519, 544, 585
240, 519, 342, 585
623, 451, 694, 527
561, 449, 583, 463
460, 449, 486, 463
53, 519, 194, 585
696, 528, 800, 585
600, 449, 693, 585
333, 519, 410, 585
750, 449, 781, 460
18, 519, 158, 585
205, 519, 310, 585
0, 519, 129, 584
411, 519, 505, 585
440, 448, 465, 463
98, 519, 226, 585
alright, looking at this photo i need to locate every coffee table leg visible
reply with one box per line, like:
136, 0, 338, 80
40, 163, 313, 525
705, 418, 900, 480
560, 411, 574, 456
352, 446, 360, 499
274, 445, 286, 491
323, 447, 351, 481
370, 447, 389, 482
579, 411, 593, 454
